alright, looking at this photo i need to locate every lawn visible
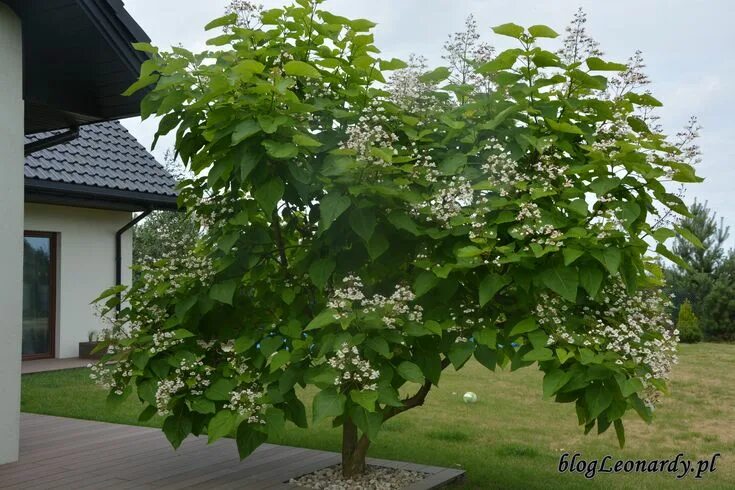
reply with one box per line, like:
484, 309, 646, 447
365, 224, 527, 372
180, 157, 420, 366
22, 343, 734, 489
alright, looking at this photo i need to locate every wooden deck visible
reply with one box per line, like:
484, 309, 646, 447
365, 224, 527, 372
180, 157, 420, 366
0, 414, 465, 489
21, 358, 91, 374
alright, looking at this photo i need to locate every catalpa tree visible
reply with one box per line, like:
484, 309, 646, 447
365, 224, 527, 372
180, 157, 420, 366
93, 0, 701, 478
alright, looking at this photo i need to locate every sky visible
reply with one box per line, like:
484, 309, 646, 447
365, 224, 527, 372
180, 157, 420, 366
121, 0, 735, 248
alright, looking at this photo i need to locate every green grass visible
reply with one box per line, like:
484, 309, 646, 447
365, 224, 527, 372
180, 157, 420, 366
22, 343, 734, 489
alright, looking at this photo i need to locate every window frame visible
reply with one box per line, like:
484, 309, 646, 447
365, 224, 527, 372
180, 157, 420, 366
22, 230, 58, 360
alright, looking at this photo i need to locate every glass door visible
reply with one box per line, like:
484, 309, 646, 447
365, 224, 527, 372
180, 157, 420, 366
22, 232, 57, 359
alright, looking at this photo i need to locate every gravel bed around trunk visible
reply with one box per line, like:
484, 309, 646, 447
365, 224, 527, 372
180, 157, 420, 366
290, 464, 427, 489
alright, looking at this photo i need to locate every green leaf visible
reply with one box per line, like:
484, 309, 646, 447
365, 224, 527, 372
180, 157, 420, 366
543, 369, 573, 399
540, 266, 579, 302
265, 407, 286, 438
619, 377, 644, 397
350, 390, 379, 412
579, 265, 603, 298
614, 419, 626, 448
263, 140, 298, 160
479, 273, 511, 306
231, 120, 261, 145
234, 59, 266, 75
318, 194, 351, 234
350, 18, 377, 31
563, 248, 585, 266
546, 119, 584, 135
131, 42, 158, 54
309, 257, 336, 290
191, 398, 216, 414
367, 232, 389, 259
585, 383, 613, 420
418, 67, 450, 83
478, 49, 522, 73
589, 176, 622, 195
236, 422, 267, 460
492, 23, 525, 39
293, 133, 322, 148
619, 201, 641, 226
306, 309, 338, 331
414, 271, 439, 298
350, 207, 376, 243
523, 347, 555, 362
205, 13, 238, 30
509, 317, 538, 337
259, 336, 283, 358
351, 406, 383, 441
313, 389, 346, 423
474, 328, 497, 348
397, 361, 424, 384
474, 345, 497, 371
528, 25, 559, 38
234, 335, 256, 353
207, 410, 237, 444
675, 225, 704, 249
284, 61, 321, 78
209, 279, 237, 305
447, 341, 475, 369
269, 350, 291, 372
591, 247, 622, 274
163, 410, 191, 449
254, 177, 284, 214
205, 378, 237, 401
586, 57, 627, 71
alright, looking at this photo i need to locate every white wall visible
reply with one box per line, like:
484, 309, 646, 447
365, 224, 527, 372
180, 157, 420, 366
24, 203, 133, 359
0, 2, 24, 465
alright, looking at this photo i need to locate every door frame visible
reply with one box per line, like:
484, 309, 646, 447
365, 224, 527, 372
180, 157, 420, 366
22, 231, 58, 360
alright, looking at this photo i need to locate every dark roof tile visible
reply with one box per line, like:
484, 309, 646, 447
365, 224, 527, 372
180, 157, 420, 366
25, 121, 177, 197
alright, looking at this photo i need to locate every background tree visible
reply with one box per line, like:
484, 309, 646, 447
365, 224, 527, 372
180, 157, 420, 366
664, 200, 734, 339
133, 150, 200, 277
676, 299, 702, 343
94, 0, 700, 479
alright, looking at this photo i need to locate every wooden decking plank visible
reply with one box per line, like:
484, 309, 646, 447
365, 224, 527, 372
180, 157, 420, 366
1, 414, 464, 489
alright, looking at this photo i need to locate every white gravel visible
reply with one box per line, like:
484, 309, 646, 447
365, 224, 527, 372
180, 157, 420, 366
290, 464, 427, 489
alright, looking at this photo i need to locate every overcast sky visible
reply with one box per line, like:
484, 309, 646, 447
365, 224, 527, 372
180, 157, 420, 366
121, 0, 735, 247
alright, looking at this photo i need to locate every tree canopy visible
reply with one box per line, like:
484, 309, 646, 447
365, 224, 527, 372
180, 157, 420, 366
93, 0, 701, 477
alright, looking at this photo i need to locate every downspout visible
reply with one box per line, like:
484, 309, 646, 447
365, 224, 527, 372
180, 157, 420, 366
115, 209, 152, 311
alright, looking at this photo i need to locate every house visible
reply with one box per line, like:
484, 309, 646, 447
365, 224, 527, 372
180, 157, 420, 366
0, 0, 153, 464
23, 121, 177, 360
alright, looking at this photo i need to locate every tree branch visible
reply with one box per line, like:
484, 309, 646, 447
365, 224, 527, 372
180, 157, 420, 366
382, 357, 451, 422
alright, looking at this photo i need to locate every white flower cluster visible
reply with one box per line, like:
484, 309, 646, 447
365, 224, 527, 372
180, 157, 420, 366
387, 54, 443, 113
513, 202, 564, 247
532, 154, 574, 192
151, 331, 183, 354
481, 141, 526, 197
155, 378, 186, 416
448, 302, 484, 343
539, 282, 678, 407
174, 357, 213, 396
413, 175, 474, 226
327, 343, 380, 392
89, 359, 133, 396
340, 101, 398, 168
224, 386, 267, 424
328, 275, 423, 329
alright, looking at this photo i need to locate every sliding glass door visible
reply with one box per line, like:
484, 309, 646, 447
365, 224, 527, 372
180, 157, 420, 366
22, 232, 57, 359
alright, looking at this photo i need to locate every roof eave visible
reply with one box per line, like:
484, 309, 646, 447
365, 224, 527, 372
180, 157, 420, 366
25, 178, 179, 212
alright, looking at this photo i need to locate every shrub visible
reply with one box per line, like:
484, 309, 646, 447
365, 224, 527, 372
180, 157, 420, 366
677, 300, 702, 343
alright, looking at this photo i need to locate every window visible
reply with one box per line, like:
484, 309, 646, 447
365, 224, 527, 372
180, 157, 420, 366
22, 231, 57, 359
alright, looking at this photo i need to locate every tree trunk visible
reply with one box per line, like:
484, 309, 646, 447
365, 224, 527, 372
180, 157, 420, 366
341, 418, 370, 478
